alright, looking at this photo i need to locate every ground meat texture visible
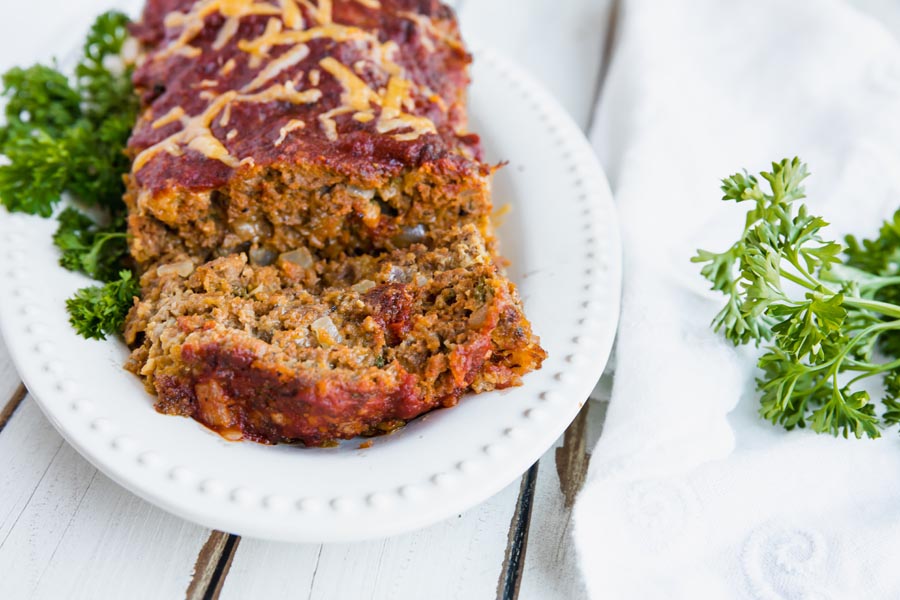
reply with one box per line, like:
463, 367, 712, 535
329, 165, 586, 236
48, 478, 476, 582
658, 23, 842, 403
123, 0, 546, 445
126, 227, 546, 446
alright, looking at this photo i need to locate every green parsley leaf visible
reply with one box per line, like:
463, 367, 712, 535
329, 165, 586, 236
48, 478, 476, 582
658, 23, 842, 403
53, 206, 128, 282
0, 10, 137, 216
66, 270, 139, 340
696, 158, 900, 439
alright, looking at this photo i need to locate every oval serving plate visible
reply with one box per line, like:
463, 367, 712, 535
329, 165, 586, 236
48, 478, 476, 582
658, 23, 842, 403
0, 46, 621, 542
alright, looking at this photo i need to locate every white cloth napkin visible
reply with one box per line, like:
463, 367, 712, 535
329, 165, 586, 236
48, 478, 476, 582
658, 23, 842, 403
574, 0, 900, 598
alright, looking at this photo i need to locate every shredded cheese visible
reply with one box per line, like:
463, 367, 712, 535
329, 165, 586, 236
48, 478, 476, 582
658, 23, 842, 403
319, 57, 379, 111
274, 119, 306, 146
242, 44, 309, 92
134, 91, 240, 172
213, 16, 240, 50
238, 20, 369, 63
151, 106, 186, 129
219, 101, 232, 127
298, 0, 332, 25
239, 81, 323, 104
136, 0, 443, 174
318, 106, 353, 141
220, 58, 237, 76
160, 0, 283, 59
280, 0, 304, 29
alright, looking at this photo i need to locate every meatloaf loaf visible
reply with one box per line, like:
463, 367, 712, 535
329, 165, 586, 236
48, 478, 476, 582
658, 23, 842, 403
126, 0, 493, 266
125, 226, 545, 445
123, 0, 546, 445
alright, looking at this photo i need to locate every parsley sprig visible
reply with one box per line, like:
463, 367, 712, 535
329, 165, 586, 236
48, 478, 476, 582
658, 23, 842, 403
0, 11, 140, 340
695, 158, 900, 439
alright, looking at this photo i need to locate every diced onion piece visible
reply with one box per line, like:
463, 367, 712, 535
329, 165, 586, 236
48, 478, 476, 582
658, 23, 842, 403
232, 216, 270, 242
414, 273, 428, 287
346, 185, 375, 200
387, 265, 410, 283
393, 224, 426, 247
156, 260, 194, 277
249, 247, 276, 266
352, 279, 376, 293
311, 316, 343, 346
279, 247, 313, 268
469, 304, 491, 328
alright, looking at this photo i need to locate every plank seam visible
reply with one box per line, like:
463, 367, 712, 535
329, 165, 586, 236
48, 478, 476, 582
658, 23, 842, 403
305, 545, 324, 600
496, 464, 538, 600
0, 383, 27, 434
203, 534, 240, 600
34, 469, 100, 590
0, 437, 66, 551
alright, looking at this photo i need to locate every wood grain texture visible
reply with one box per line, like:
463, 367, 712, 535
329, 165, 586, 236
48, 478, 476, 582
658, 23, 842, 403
0, 397, 214, 600
0, 332, 24, 412
185, 531, 240, 600
218, 479, 521, 599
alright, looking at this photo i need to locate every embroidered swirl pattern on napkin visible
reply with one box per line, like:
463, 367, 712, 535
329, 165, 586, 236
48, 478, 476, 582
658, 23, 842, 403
575, 0, 900, 598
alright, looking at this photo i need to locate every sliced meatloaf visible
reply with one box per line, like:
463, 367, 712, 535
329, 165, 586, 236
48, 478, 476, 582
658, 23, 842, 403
126, 0, 493, 266
125, 226, 545, 445
122, 0, 546, 445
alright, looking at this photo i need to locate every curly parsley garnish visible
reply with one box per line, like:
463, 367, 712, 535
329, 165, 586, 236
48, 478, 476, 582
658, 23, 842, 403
695, 157, 900, 439
53, 207, 129, 282
66, 271, 140, 340
0, 11, 140, 339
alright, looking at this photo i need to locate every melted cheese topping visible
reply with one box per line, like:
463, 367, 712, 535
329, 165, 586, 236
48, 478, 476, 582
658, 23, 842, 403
136, 0, 441, 174
239, 80, 323, 104
134, 91, 240, 172
298, 0, 332, 25
220, 58, 237, 75
398, 10, 466, 53
274, 119, 306, 146
238, 18, 370, 64
319, 58, 437, 141
319, 57, 379, 111
242, 44, 309, 92
151, 106, 186, 129
161, 0, 284, 59
280, 0, 304, 29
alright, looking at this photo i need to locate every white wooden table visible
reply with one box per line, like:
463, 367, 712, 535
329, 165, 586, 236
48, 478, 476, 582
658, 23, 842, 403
1, 1, 895, 598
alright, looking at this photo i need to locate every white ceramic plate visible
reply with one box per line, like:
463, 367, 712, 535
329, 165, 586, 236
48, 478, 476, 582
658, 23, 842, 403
0, 46, 621, 542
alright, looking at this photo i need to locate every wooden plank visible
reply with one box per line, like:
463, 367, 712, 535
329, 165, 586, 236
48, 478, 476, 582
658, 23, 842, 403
218, 479, 521, 600
0, 335, 25, 415
0, 397, 214, 600
185, 532, 240, 600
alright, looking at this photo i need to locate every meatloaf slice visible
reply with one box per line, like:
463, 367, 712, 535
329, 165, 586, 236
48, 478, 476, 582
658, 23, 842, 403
126, 0, 493, 267
125, 225, 545, 446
